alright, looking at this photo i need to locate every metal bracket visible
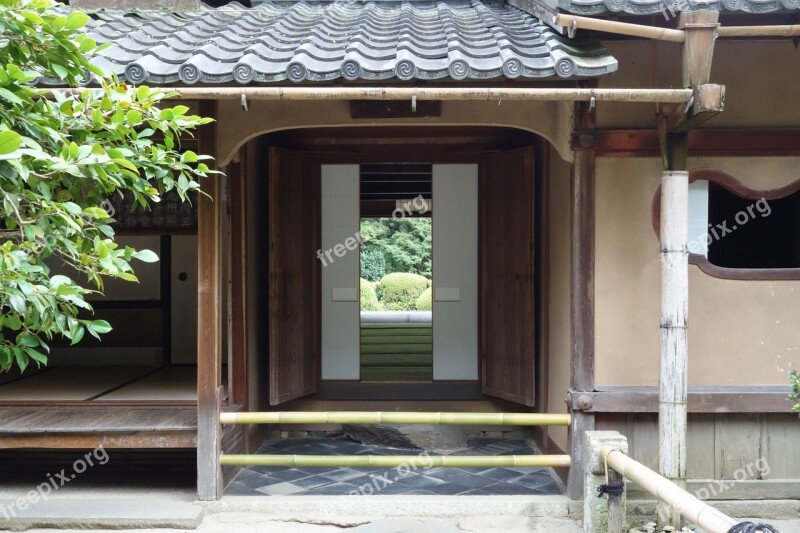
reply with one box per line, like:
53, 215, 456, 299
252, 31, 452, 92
506, 0, 562, 32
411, 94, 417, 113
568, 19, 578, 39
240, 93, 249, 112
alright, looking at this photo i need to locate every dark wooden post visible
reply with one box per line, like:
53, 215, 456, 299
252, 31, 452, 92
196, 100, 223, 501
568, 101, 597, 500
607, 468, 625, 533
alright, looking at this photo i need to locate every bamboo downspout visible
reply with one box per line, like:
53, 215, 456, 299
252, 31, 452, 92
601, 446, 736, 533
52, 87, 695, 104
556, 14, 800, 42
556, 14, 686, 42
220, 411, 571, 426
659, 170, 690, 527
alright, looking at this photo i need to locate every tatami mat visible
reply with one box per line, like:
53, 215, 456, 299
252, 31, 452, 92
0, 367, 154, 401
96, 366, 197, 401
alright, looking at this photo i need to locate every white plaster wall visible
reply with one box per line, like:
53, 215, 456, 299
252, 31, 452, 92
432, 164, 478, 380
320, 165, 361, 380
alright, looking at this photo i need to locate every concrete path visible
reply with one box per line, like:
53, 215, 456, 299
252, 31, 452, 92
15, 514, 583, 533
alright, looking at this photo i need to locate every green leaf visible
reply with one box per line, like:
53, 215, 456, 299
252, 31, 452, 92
181, 150, 198, 163
8, 293, 25, 314
13, 349, 27, 374
0, 130, 21, 155
78, 37, 96, 53
83, 207, 108, 219
0, 88, 23, 105
136, 85, 150, 101
51, 63, 69, 80
90, 320, 113, 335
24, 348, 48, 366
133, 249, 159, 263
126, 110, 142, 124
69, 326, 85, 346
18, 335, 39, 348
65, 12, 90, 30
4, 315, 21, 331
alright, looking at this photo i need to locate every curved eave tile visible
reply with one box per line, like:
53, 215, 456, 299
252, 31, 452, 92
44, 0, 618, 86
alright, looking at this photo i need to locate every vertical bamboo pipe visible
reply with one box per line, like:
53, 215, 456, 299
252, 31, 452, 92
658, 170, 690, 528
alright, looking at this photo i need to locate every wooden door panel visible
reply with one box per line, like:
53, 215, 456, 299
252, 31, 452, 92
268, 147, 320, 405
480, 147, 535, 406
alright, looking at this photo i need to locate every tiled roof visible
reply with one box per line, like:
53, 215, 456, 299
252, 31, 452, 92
554, 0, 799, 15
79, 0, 618, 84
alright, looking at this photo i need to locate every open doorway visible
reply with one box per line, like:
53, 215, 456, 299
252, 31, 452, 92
359, 164, 433, 382
263, 127, 538, 406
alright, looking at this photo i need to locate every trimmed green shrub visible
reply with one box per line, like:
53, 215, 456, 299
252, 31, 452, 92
377, 273, 430, 311
360, 278, 382, 311
415, 287, 432, 311
790, 370, 800, 413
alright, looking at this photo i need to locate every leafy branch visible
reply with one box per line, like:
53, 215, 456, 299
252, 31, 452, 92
0, 0, 218, 373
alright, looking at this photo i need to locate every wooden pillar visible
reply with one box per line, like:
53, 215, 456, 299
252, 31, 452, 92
568, 101, 596, 500
196, 100, 223, 501
656, 11, 718, 527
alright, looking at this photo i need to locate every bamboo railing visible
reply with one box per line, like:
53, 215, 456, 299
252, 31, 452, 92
220, 411, 570, 426
601, 446, 738, 533
219, 411, 572, 469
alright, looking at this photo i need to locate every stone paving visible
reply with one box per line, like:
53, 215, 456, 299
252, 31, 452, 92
225, 437, 562, 497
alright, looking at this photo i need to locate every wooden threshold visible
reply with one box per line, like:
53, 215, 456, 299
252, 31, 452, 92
316, 381, 484, 400
0, 405, 198, 449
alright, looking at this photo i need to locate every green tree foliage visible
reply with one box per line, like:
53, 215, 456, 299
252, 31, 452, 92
0, 0, 215, 372
359, 278, 381, 311
790, 370, 800, 413
359, 246, 385, 282
360, 217, 431, 279
377, 272, 429, 311
415, 286, 432, 311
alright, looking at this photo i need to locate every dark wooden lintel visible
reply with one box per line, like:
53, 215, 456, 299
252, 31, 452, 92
350, 100, 441, 119
575, 129, 800, 158
569, 388, 793, 414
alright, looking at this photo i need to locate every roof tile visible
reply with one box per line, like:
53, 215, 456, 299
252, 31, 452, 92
74, 0, 618, 84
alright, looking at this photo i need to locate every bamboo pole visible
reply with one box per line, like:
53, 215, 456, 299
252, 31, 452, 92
555, 13, 800, 41
555, 14, 686, 42
220, 453, 572, 468
219, 411, 572, 426
717, 24, 800, 37
602, 446, 736, 533
51, 86, 695, 104
658, 170, 689, 528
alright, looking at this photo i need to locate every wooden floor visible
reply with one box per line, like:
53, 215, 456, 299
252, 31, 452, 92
0, 406, 197, 449
0, 366, 200, 402
0, 366, 202, 449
